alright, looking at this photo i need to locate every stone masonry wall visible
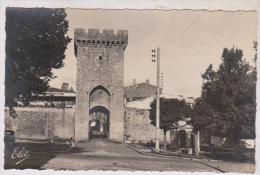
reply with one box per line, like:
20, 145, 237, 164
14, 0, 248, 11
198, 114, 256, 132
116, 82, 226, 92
5, 107, 75, 141
124, 107, 170, 143
5, 106, 171, 143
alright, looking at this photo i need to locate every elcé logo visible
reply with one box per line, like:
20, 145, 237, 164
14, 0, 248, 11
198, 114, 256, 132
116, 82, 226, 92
11, 147, 30, 165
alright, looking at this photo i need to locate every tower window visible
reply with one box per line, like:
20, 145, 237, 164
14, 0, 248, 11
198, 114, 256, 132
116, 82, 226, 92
99, 56, 103, 61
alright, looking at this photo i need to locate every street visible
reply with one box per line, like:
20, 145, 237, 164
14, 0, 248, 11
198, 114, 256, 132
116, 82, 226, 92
41, 139, 254, 173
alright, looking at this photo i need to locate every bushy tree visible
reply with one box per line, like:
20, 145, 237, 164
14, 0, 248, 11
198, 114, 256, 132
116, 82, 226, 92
149, 98, 192, 150
5, 8, 71, 117
192, 47, 256, 145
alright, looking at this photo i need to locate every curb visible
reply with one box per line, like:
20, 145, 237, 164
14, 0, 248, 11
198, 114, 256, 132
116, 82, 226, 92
126, 144, 184, 159
160, 149, 220, 162
126, 143, 217, 161
126, 144, 225, 173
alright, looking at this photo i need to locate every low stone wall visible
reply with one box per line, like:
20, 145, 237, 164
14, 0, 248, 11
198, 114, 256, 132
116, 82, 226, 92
5, 107, 171, 143
124, 107, 170, 143
5, 107, 75, 141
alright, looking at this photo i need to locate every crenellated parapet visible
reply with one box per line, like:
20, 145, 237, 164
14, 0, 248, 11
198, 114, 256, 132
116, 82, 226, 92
74, 28, 128, 52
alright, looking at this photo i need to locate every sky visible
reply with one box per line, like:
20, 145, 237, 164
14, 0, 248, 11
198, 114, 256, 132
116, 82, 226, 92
50, 9, 257, 98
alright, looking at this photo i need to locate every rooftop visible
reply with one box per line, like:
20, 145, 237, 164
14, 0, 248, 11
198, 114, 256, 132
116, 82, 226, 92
47, 87, 75, 93
126, 93, 194, 110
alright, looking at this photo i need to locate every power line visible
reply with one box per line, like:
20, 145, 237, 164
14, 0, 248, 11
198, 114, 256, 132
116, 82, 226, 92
135, 13, 196, 58
161, 13, 203, 54
159, 14, 196, 51
157, 13, 193, 48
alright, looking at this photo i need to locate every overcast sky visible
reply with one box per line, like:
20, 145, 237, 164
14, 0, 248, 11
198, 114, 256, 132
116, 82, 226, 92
50, 9, 257, 98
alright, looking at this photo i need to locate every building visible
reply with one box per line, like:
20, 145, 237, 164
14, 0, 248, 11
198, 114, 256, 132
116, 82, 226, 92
125, 93, 195, 149
124, 79, 162, 101
74, 28, 128, 142
30, 83, 76, 107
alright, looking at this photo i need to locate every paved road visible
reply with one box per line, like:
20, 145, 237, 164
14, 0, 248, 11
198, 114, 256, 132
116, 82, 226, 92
41, 139, 254, 173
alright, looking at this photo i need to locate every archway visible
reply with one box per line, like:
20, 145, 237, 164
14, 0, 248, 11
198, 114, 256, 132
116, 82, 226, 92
89, 86, 110, 139
179, 130, 187, 148
89, 106, 110, 139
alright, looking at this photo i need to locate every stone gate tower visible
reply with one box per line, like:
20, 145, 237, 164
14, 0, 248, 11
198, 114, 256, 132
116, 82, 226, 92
74, 28, 128, 142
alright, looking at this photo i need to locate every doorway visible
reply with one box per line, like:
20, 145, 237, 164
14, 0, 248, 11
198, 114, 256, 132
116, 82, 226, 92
89, 106, 110, 139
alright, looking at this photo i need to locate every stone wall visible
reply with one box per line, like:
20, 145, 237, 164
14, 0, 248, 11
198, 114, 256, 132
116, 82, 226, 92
124, 107, 170, 143
5, 107, 75, 141
5, 106, 171, 143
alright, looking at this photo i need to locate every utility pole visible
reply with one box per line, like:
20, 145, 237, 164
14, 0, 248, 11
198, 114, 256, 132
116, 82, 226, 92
152, 47, 161, 152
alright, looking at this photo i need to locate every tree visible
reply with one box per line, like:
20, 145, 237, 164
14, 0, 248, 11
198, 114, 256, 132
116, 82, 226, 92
189, 98, 216, 152
149, 98, 192, 150
191, 98, 215, 133
193, 47, 256, 145
5, 8, 71, 117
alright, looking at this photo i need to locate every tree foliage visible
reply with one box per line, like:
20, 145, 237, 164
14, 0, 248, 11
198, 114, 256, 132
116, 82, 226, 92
149, 98, 192, 133
149, 97, 192, 149
191, 98, 214, 132
5, 8, 71, 116
191, 47, 256, 143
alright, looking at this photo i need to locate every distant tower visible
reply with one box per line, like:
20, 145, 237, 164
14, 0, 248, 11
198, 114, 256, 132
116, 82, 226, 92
74, 28, 128, 142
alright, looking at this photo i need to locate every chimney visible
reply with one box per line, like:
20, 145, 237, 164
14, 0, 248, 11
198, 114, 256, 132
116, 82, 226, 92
69, 87, 74, 92
133, 79, 136, 85
61, 83, 69, 91
146, 79, 150, 84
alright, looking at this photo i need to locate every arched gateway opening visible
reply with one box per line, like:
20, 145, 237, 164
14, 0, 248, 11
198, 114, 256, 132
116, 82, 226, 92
89, 106, 110, 139
89, 86, 110, 139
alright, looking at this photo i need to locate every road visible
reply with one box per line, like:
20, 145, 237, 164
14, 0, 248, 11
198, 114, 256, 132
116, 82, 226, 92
41, 138, 254, 173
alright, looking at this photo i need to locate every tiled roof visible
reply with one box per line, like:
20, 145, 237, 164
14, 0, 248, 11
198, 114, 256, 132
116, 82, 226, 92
124, 82, 157, 88
47, 87, 75, 93
126, 93, 193, 109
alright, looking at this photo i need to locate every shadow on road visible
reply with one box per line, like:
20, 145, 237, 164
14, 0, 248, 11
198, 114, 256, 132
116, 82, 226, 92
4, 142, 74, 169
